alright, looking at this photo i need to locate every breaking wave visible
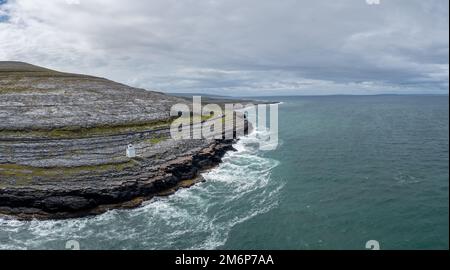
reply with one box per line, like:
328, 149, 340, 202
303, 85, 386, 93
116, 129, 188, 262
0, 130, 282, 250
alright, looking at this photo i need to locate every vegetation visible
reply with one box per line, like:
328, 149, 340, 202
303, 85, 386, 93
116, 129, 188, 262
0, 118, 175, 139
0, 160, 138, 187
190, 114, 215, 124
144, 136, 168, 145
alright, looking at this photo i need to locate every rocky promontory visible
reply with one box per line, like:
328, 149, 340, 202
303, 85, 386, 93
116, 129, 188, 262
0, 62, 248, 219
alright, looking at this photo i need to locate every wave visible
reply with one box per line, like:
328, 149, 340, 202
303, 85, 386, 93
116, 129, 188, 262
0, 130, 282, 250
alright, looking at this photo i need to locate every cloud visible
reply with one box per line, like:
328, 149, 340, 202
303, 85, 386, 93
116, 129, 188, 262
0, 0, 448, 95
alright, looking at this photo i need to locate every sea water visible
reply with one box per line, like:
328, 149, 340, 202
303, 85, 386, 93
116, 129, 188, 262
0, 95, 448, 250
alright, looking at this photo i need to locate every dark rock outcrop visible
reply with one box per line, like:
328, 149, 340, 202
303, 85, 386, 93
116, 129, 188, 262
0, 139, 237, 219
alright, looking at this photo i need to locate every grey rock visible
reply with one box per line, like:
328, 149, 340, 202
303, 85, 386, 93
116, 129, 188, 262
0, 62, 249, 219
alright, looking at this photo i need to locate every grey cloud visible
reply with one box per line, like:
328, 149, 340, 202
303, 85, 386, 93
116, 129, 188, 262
0, 0, 448, 95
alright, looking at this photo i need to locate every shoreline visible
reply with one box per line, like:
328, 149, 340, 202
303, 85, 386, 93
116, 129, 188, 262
0, 138, 240, 221
0, 61, 255, 221
0, 114, 252, 221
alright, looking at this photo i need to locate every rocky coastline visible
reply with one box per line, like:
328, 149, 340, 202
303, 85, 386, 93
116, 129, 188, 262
0, 62, 249, 220
0, 139, 238, 220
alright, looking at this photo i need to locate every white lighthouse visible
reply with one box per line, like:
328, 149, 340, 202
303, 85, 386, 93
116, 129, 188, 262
126, 144, 136, 158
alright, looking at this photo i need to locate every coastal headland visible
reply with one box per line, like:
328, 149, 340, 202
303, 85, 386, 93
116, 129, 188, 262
0, 61, 250, 219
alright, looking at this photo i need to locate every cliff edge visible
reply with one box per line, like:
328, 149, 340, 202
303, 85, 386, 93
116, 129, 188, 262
0, 62, 246, 219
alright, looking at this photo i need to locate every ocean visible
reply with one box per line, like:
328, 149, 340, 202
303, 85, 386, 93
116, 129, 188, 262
0, 95, 448, 250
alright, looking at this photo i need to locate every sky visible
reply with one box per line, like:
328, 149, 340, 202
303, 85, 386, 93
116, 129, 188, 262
0, 0, 448, 96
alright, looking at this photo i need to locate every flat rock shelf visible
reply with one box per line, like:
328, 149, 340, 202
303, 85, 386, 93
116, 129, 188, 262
0, 62, 249, 220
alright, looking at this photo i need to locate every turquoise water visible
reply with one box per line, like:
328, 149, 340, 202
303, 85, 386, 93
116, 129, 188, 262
0, 95, 448, 250
225, 95, 449, 250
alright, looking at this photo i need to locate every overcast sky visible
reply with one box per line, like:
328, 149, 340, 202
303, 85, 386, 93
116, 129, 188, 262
0, 0, 448, 96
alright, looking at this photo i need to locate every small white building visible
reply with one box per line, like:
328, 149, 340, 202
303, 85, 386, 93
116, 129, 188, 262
126, 144, 136, 158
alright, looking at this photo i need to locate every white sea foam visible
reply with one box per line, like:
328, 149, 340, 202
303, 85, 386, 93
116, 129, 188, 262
0, 130, 282, 250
